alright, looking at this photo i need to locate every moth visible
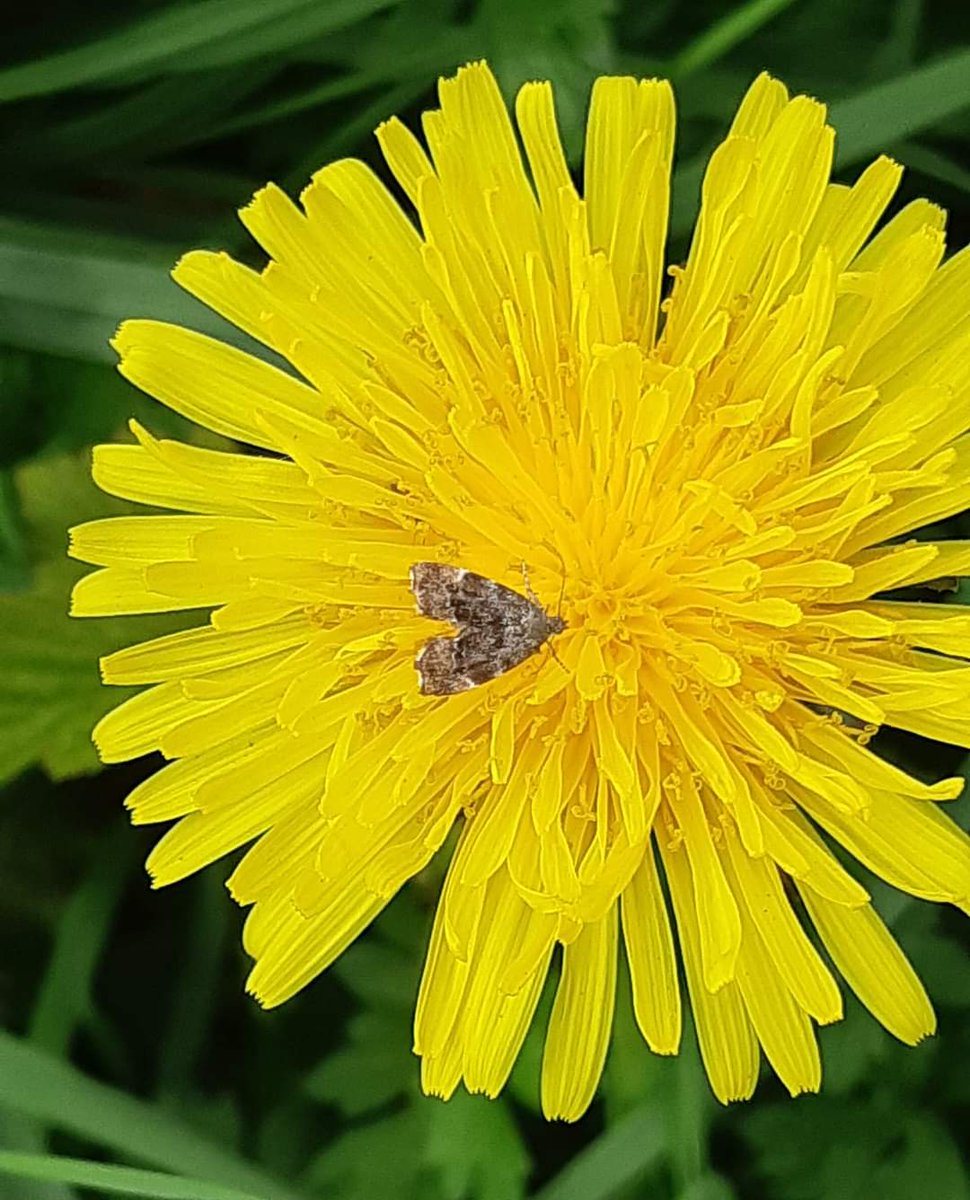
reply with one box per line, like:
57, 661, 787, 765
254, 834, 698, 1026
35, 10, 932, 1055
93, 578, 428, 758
409, 562, 566, 695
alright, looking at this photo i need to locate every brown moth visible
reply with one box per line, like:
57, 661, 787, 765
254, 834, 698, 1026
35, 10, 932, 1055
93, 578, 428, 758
409, 562, 566, 695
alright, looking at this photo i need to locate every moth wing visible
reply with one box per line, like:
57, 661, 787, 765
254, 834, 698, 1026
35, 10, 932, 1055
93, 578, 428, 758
415, 635, 475, 695
410, 562, 466, 621
410, 563, 537, 627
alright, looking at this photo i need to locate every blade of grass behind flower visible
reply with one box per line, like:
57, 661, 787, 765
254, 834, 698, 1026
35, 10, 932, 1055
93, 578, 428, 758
671, 48, 970, 238
27, 821, 137, 1059
892, 142, 970, 194
154, 870, 230, 1100
0, 0, 387, 102
531, 1105, 667, 1200
169, 0, 399, 73
831, 48, 970, 167
0, 1034, 301, 1200
0, 1153, 271, 1200
0, 219, 251, 363
669, 0, 799, 78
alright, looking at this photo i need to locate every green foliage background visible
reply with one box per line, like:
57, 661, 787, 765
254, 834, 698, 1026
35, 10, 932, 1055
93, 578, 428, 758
1, 1, 969, 1197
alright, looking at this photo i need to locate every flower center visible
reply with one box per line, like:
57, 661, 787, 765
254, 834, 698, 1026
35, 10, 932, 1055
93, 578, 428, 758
574, 588, 622, 637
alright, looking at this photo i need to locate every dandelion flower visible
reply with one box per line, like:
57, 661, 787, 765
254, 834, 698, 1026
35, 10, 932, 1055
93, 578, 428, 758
71, 62, 970, 1119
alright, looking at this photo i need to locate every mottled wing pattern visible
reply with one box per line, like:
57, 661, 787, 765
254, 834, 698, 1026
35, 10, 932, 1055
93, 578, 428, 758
409, 562, 565, 695
410, 563, 535, 626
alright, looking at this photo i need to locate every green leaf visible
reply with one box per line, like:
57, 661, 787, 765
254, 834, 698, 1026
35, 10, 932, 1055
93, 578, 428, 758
164, 0, 399, 74
0, 468, 29, 589
0, 0, 395, 102
0, 1152, 270, 1200
678, 1177, 737, 1200
0, 216, 247, 365
204, 8, 475, 144
832, 49, 970, 167
483, 0, 615, 164
870, 1115, 970, 1200
602, 959, 665, 1119
28, 820, 137, 1057
304, 1007, 416, 1117
895, 140, 970, 194
14, 68, 274, 165
895, 911, 970, 1009
305, 1108, 441, 1200
532, 1105, 667, 1200
424, 1091, 529, 1200
0, 1034, 301, 1200
670, 48, 970, 239
0, 1112, 74, 1200
0, 452, 188, 787
742, 1099, 884, 1200
154, 870, 232, 1100
670, 0, 799, 78
304, 932, 419, 1116
818, 997, 891, 1095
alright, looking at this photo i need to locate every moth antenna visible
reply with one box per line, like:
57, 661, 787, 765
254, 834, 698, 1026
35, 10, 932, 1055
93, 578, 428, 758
520, 559, 541, 607
539, 540, 568, 621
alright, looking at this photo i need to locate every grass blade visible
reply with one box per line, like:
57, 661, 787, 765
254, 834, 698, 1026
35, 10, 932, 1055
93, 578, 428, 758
894, 140, 970, 194
0, 219, 248, 363
28, 821, 137, 1058
0, 1152, 271, 1200
0, 1033, 301, 1200
532, 1105, 667, 1200
0, 0, 384, 102
831, 48, 970, 166
670, 0, 800, 77
671, 49, 970, 237
154, 870, 229, 1100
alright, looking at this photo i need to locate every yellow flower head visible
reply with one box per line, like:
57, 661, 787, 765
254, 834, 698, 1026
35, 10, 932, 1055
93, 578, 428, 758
71, 62, 970, 1119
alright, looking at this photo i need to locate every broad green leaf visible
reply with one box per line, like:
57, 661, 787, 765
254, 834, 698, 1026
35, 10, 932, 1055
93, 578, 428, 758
304, 933, 419, 1116
870, 1116, 970, 1200
742, 1100, 885, 1200
285, 78, 433, 188
0, 1152, 270, 1200
0, 1035, 300, 1200
303, 1007, 416, 1117
305, 1108, 441, 1200
602, 960, 664, 1119
868, 0, 922, 78
0, 468, 29, 589
895, 909, 970, 1009
678, 1177, 737, 1200
666, 1036, 714, 1194
424, 1092, 528, 1200
0, 1113, 73, 1200
15, 68, 274, 164
0, 453, 187, 787
818, 997, 891, 1095
205, 9, 475, 143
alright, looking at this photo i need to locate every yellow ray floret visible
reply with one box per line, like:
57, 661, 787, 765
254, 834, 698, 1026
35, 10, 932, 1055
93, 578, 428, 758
72, 61, 970, 1119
